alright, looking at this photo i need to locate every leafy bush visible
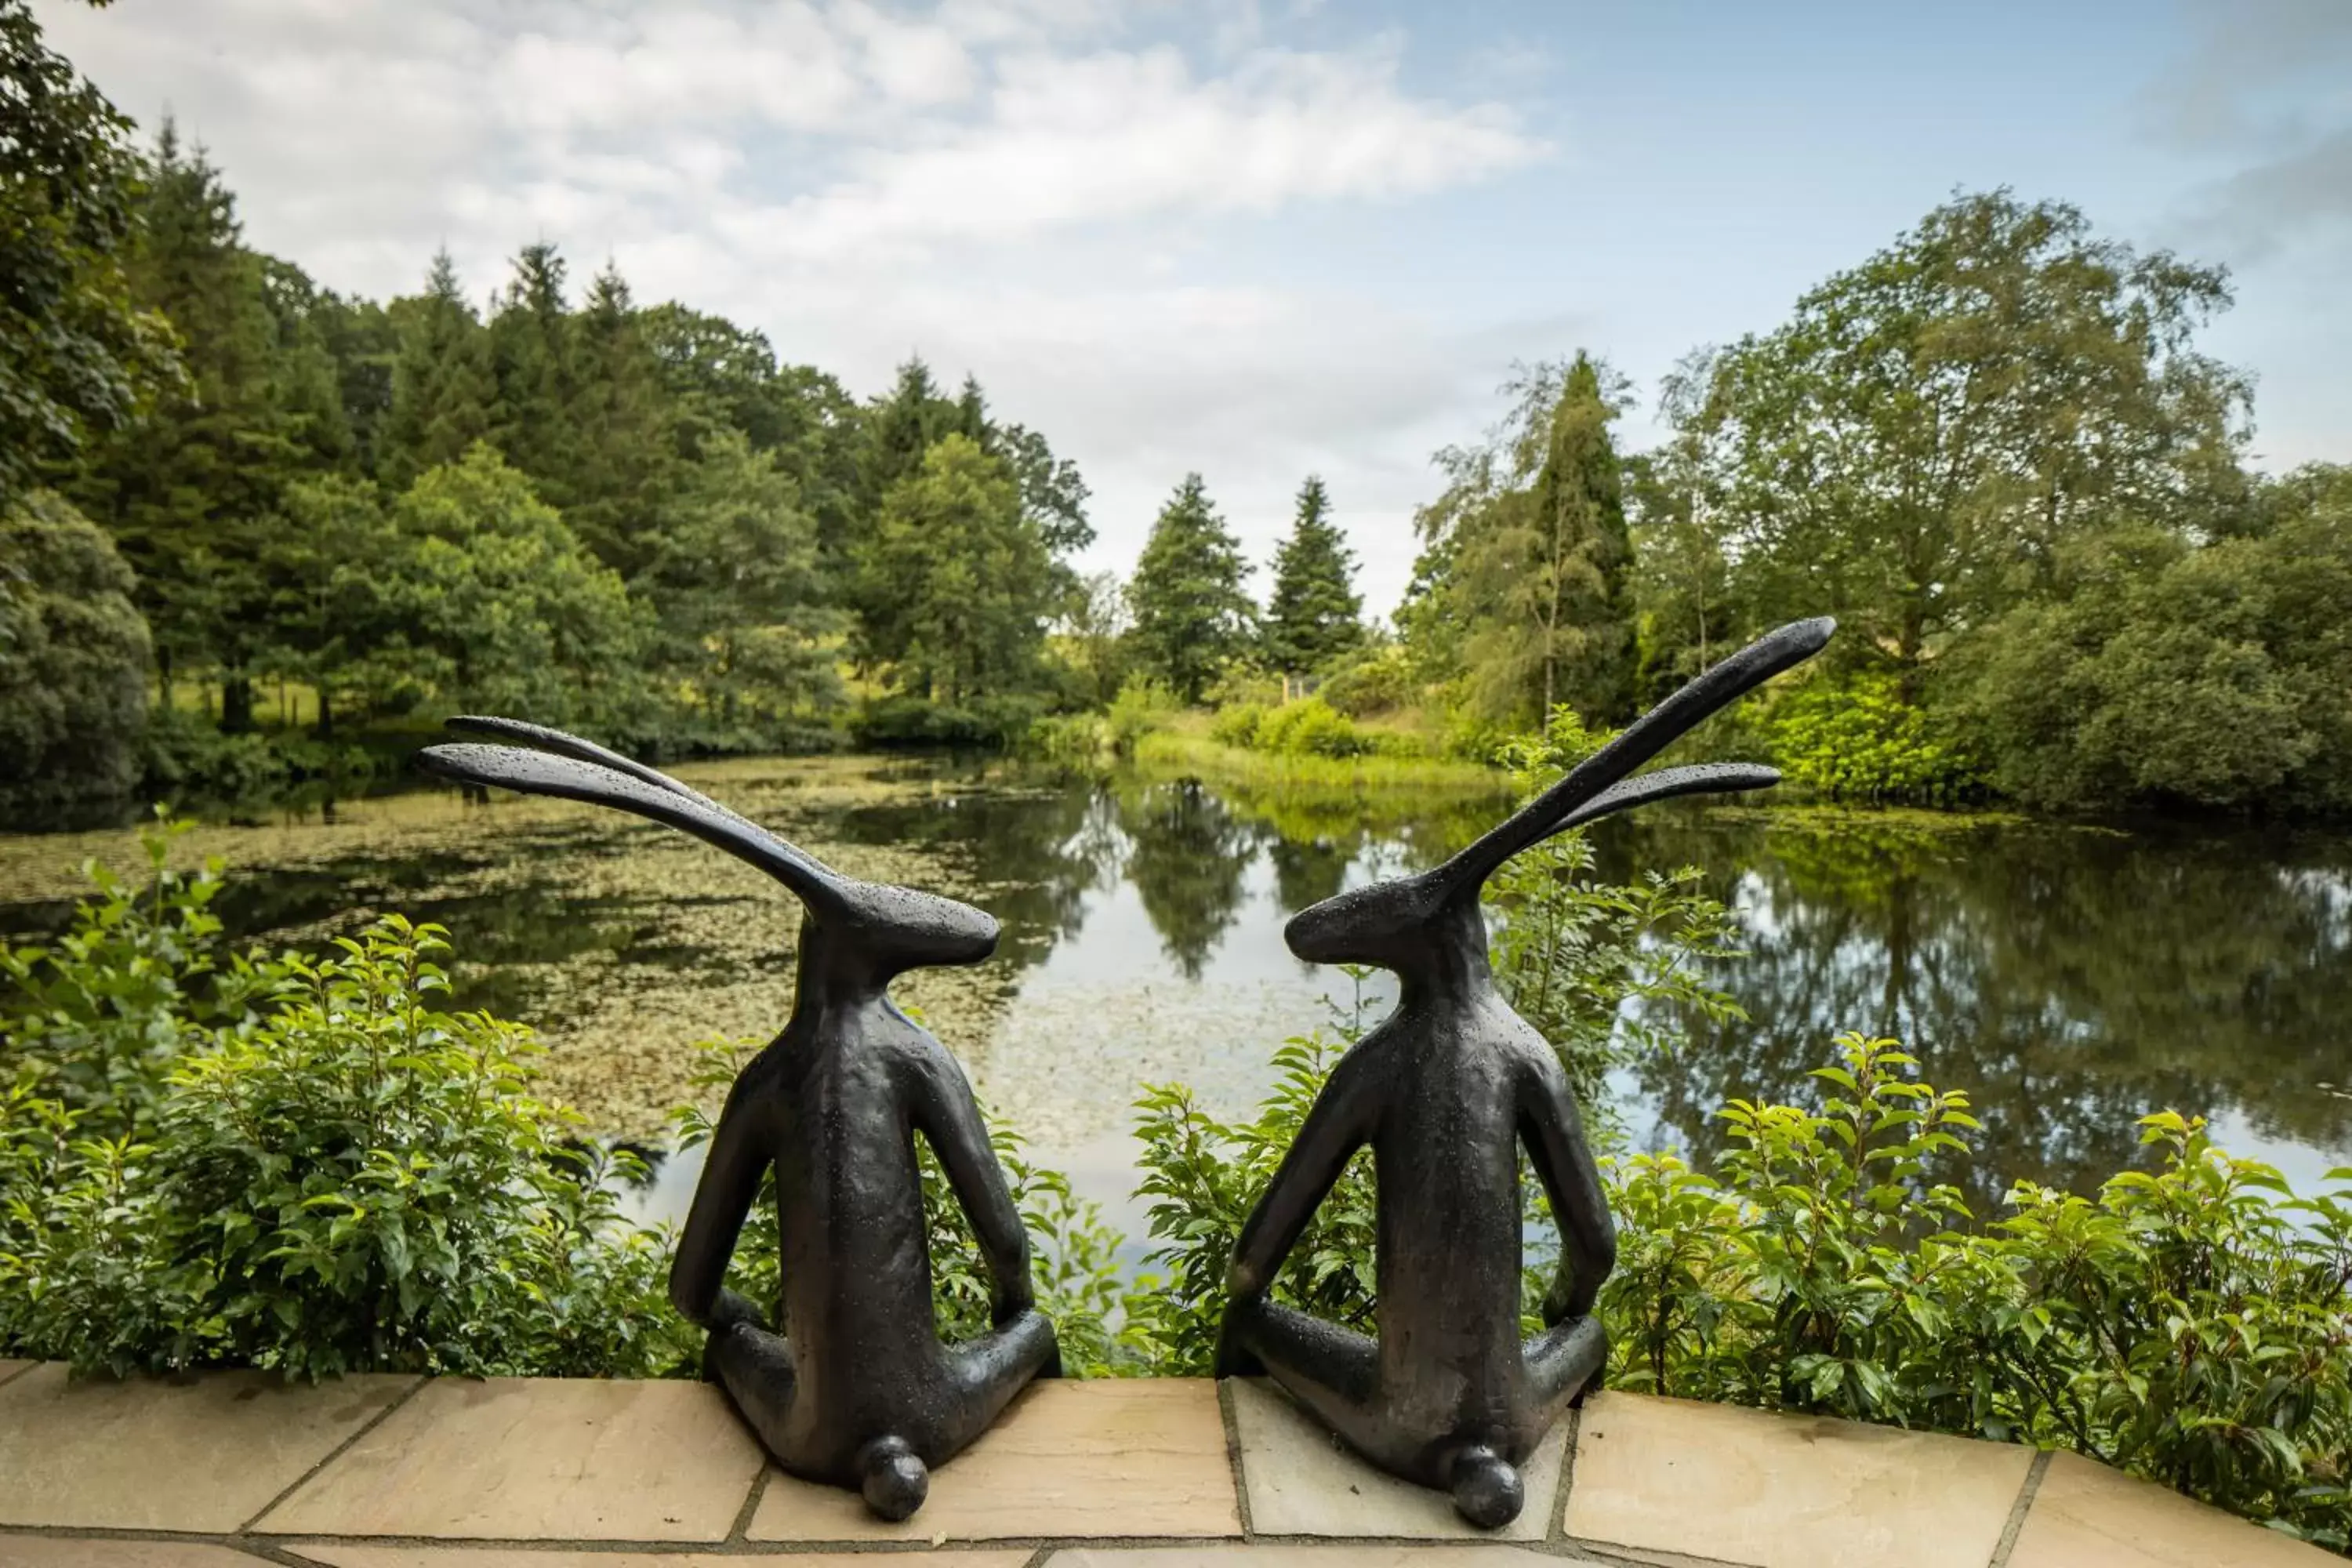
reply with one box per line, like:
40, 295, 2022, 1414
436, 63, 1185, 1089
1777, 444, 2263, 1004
1019, 711, 1112, 772
1252, 698, 1370, 759
850, 692, 1041, 749
1209, 702, 1266, 749
1129, 980, 1384, 1374
1603, 1033, 2351, 1551
1104, 673, 1179, 757
1768, 672, 1984, 805
0, 816, 264, 1128
1316, 646, 1414, 717
138, 708, 390, 808
1, 902, 689, 1379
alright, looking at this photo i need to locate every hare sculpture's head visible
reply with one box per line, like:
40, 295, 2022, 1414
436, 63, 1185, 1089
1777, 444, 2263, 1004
1284, 618, 1835, 973
416, 717, 999, 980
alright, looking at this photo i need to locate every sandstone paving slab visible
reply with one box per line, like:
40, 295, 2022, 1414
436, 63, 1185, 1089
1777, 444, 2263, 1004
0, 1363, 419, 1532
1226, 1377, 1569, 1542
2006, 1450, 2338, 1567
1563, 1392, 2033, 1568
0, 1358, 35, 1388
256, 1377, 763, 1542
750, 1378, 1240, 1542
0, 1541, 273, 1568
1044, 1548, 1577, 1565
292, 1548, 1030, 1568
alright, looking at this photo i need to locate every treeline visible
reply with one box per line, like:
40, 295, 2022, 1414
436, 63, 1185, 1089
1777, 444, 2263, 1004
9, 0, 2352, 825
4, 4, 1128, 820
1276, 194, 2352, 818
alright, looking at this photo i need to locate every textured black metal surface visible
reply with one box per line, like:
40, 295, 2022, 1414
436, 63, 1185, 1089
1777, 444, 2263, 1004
1214, 618, 1835, 1528
417, 720, 1058, 1521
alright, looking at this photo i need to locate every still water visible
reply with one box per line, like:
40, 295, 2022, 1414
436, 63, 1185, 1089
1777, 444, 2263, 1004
5, 755, 2348, 1250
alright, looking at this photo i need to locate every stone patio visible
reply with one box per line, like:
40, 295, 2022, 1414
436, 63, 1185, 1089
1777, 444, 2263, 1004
0, 1358, 2332, 1566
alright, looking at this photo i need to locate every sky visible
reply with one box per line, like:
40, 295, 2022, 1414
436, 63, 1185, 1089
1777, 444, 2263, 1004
37, 0, 2352, 619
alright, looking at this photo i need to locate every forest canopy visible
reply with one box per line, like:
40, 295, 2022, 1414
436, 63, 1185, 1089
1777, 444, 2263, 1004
4, 0, 2347, 825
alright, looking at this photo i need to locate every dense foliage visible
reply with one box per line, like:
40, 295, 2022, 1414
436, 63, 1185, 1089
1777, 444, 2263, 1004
16, 0, 2350, 826
0, 833, 689, 1377
0, 490, 151, 819
0, 0, 172, 514
0, 828, 1127, 1380
1129, 1022, 2352, 1552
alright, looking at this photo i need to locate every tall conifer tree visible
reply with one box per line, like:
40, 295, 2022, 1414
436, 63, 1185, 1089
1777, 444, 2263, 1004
380, 250, 495, 488
1263, 475, 1363, 675
1127, 474, 1254, 702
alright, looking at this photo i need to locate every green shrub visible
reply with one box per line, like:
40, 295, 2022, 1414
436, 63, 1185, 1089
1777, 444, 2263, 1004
1767, 673, 1984, 805
1253, 698, 1369, 759
1019, 711, 1112, 772
850, 693, 1041, 749
138, 709, 389, 808
1, 907, 689, 1380
0, 816, 268, 1130
1209, 702, 1267, 749
1602, 1033, 2351, 1551
1105, 674, 1179, 757
1316, 647, 1414, 717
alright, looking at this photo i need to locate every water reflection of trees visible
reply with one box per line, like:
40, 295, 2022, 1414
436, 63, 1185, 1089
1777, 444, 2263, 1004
1602, 811, 2352, 1210
1116, 780, 1260, 980
829, 784, 1120, 972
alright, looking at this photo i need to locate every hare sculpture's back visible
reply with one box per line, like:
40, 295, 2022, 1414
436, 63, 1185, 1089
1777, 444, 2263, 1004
417, 720, 1058, 1522
1215, 619, 1834, 1528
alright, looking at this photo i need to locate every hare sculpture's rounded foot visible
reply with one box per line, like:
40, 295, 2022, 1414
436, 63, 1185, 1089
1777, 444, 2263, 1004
1449, 1446, 1523, 1529
858, 1436, 929, 1522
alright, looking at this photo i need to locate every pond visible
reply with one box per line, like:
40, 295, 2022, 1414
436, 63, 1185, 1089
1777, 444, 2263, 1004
5, 754, 2349, 1260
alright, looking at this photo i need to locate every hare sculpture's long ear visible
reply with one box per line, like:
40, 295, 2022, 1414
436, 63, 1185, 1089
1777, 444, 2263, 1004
441, 716, 780, 837
417, 726, 849, 920
1437, 617, 1834, 896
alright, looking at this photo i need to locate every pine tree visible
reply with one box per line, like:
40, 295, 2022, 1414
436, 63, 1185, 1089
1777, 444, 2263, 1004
380, 250, 495, 488
862, 434, 1051, 703
1263, 475, 1363, 675
564, 263, 676, 577
0, 0, 175, 514
485, 242, 576, 503
67, 122, 296, 728
1126, 474, 1255, 703
1450, 353, 1635, 726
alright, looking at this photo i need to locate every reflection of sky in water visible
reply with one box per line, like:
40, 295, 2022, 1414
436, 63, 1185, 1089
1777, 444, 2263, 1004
619, 798, 2352, 1257
622, 813, 1404, 1261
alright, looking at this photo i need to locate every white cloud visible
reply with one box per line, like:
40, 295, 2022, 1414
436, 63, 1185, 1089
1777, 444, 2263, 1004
36, 0, 1555, 611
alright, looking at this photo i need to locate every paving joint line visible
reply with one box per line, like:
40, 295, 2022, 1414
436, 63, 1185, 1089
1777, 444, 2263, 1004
1214, 1375, 1255, 1540
724, 1464, 775, 1544
1987, 1446, 2053, 1567
234, 1374, 430, 1534
1547, 1403, 1582, 1544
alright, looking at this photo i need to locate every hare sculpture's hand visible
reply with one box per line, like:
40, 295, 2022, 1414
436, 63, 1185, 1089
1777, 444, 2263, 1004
1215, 619, 1835, 1528
416, 720, 1058, 1522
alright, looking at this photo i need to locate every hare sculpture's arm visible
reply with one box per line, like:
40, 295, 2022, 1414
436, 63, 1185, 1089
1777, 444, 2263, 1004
1519, 1054, 1614, 1326
1225, 1073, 1374, 1300
670, 1074, 773, 1330
906, 1051, 1035, 1324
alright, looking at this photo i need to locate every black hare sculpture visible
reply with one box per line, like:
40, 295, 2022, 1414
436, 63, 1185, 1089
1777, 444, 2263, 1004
416, 718, 1058, 1522
1214, 618, 1835, 1528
